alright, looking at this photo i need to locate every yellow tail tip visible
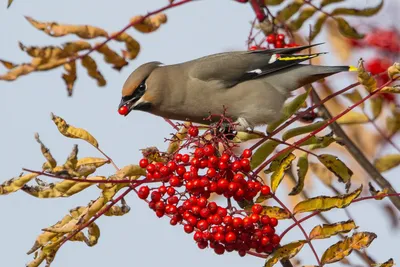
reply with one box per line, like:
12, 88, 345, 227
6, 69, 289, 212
348, 65, 358, 72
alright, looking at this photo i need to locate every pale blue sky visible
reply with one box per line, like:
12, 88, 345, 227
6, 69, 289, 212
0, 0, 399, 266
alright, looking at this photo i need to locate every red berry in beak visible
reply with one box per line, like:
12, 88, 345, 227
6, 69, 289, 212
118, 105, 129, 116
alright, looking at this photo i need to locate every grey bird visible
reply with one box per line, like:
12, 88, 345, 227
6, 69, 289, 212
119, 44, 354, 131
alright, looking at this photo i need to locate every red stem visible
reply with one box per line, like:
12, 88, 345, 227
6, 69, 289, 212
249, 0, 266, 22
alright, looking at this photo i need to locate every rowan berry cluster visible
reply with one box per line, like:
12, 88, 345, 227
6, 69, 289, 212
136, 124, 280, 256
249, 33, 298, 51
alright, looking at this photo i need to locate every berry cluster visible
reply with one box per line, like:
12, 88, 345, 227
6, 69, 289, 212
136, 125, 280, 256
265, 33, 298, 49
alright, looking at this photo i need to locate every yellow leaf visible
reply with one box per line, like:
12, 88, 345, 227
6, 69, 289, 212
310, 14, 328, 40
116, 164, 146, 179
267, 88, 311, 133
114, 32, 141, 60
0, 59, 17, 69
331, 0, 383, 17
368, 182, 390, 200
76, 157, 108, 168
321, 232, 377, 264
86, 223, 100, 246
387, 62, 400, 79
0, 63, 35, 81
336, 110, 369, 124
318, 154, 353, 186
64, 144, 79, 171
343, 90, 364, 109
0, 173, 38, 195
375, 258, 395, 267
309, 220, 357, 240
35, 133, 57, 169
62, 61, 77, 96
104, 198, 130, 216
264, 240, 306, 267
386, 111, 400, 136
282, 121, 326, 141
271, 153, 296, 192
276, 0, 304, 22
167, 123, 189, 154
251, 140, 279, 169
381, 86, 400, 94
233, 131, 263, 143
131, 13, 168, 33
264, 0, 285, 5
374, 154, 400, 172
370, 97, 383, 119
357, 58, 377, 92
260, 206, 291, 220
289, 153, 309, 195
25, 16, 108, 39
81, 55, 106, 86
293, 185, 362, 214
289, 7, 316, 31
51, 113, 99, 148
336, 17, 365, 39
96, 44, 128, 71
321, 0, 345, 7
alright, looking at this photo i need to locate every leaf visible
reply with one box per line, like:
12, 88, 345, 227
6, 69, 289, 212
289, 153, 309, 195
276, 0, 304, 22
331, 0, 383, 17
318, 154, 353, 186
251, 140, 279, 169
282, 121, 326, 141
51, 113, 99, 148
104, 198, 130, 216
381, 86, 400, 94
264, 0, 285, 5
0, 63, 35, 81
34, 133, 57, 170
0, 173, 38, 195
114, 32, 141, 60
309, 220, 357, 240
336, 17, 364, 39
368, 183, 390, 200
81, 56, 106, 86
268, 88, 311, 133
374, 154, 400, 172
233, 131, 263, 143
0, 59, 17, 69
131, 13, 168, 33
115, 164, 146, 179
388, 63, 400, 79
62, 41, 92, 54
321, 232, 377, 264
264, 240, 306, 267
370, 96, 383, 119
320, 0, 345, 7
293, 185, 362, 214
343, 90, 364, 109
96, 44, 128, 71
310, 162, 333, 186
76, 157, 108, 169
62, 61, 77, 96
336, 111, 369, 124
271, 153, 296, 192
310, 14, 328, 40
167, 123, 189, 154
375, 258, 395, 267
260, 206, 291, 220
7, 0, 13, 8
25, 16, 108, 39
289, 7, 317, 31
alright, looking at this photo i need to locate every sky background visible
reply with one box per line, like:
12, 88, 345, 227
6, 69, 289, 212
0, 0, 399, 266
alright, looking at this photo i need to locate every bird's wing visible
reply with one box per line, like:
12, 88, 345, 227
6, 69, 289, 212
188, 43, 325, 88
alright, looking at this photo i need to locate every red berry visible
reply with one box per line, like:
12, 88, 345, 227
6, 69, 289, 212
160, 166, 170, 176
249, 45, 258, 51
243, 217, 253, 228
166, 187, 175, 196
274, 40, 284, 48
225, 232, 237, 243
223, 215, 233, 225
139, 158, 149, 168
188, 126, 199, 137
191, 158, 200, 168
266, 34, 276, 44
208, 202, 218, 213
271, 234, 280, 245
252, 204, 263, 214
167, 161, 177, 172
217, 207, 228, 217
214, 244, 225, 255
233, 173, 245, 184
203, 145, 215, 156
118, 105, 129, 116
240, 158, 250, 171
218, 161, 229, 170
261, 236, 270, 246
181, 154, 190, 163
197, 241, 208, 249
270, 217, 278, 227
174, 154, 182, 162
155, 210, 164, 218
261, 215, 270, 225
276, 34, 285, 41
250, 213, 260, 223
200, 208, 211, 218
151, 191, 161, 202
200, 159, 208, 169
153, 171, 161, 179
208, 155, 219, 166
170, 218, 178, 225
184, 224, 194, 233
138, 186, 150, 199
176, 165, 186, 176
242, 149, 252, 158
194, 148, 205, 158
217, 179, 229, 192
146, 164, 156, 173
214, 232, 225, 242
168, 196, 179, 205
197, 220, 209, 231
261, 185, 271, 195
169, 176, 180, 187
232, 217, 243, 228
231, 161, 242, 171
228, 182, 239, 193
262, 225, 275, 235
207, 167, 217, 178
194, 231, 203, 242
220, 153, 230, 162
238, 250, 246, 257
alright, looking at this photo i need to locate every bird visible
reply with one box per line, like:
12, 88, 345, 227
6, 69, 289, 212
119, 43, 355, 132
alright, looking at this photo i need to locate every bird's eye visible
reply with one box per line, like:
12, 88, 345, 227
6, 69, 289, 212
137, 81, 146, 93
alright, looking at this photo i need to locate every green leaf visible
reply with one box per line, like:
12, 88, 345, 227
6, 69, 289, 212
321, 232, 377, 264
271, 153, 296, 192
289, 153, 309, 195
293, 185, 362, 214
374, 154, 400, 172
260, 206, 291, 220
331, 0, 383, 17
282, 121, 326, 141
267, 88, 311, 133
336, 17, 365, 39
276, 0, 304, 22
264, 0, 285, 5
309, 220, 357, 240
264, 240, 306, 267
318, 154, 353, 186
251, 140, 279, 170
289, 7, 317, 31
305, 132, 336, 150
233, 131, 263, 143
310, 14, 328, 40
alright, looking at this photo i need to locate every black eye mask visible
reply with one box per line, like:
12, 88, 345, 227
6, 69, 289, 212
122, 78, 147, 103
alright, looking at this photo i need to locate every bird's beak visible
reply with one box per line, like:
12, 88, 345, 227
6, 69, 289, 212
119, 97, 138, 116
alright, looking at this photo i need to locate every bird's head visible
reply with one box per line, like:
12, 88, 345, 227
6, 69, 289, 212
119, 61, 163, 116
